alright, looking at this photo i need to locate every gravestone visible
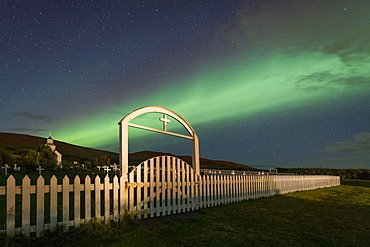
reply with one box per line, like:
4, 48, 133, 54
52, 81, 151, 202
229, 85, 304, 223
1, 164, 9, 175
104, 166, 111, 173
112, 163, 119, 174
36, 165, 44, 175
13, 164, 21, 172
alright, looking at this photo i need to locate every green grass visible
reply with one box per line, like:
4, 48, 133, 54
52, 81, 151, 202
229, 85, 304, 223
2, 180, 370, 247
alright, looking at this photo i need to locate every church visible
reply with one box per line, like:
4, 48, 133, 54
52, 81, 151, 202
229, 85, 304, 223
44, 136, 63, 168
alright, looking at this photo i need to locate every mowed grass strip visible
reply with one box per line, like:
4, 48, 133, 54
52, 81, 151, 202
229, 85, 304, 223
3, 180, 370, 247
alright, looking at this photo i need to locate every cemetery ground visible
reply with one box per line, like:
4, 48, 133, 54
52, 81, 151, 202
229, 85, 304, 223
1, 180, 369, 247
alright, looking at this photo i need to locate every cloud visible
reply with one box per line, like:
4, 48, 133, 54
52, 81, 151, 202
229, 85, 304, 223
9, 128, 48, 132
294, 71, 336, 91
10, 111, 54, 123
219, 0, 370, 97
223, 0, 370, 62
325, 132, 370, 152
331, 77, 370, 87
294, 72, 370, 92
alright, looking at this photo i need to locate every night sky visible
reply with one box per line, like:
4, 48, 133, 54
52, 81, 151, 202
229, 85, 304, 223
1, 0, 370, 170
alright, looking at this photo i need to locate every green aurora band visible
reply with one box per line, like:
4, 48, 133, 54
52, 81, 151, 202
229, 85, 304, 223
54, 49, 370, 151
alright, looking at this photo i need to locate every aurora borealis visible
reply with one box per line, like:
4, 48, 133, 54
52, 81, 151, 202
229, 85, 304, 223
1, 0, 370, 169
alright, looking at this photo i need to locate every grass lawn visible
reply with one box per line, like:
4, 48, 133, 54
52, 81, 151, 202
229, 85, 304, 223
2, 180, 370, 247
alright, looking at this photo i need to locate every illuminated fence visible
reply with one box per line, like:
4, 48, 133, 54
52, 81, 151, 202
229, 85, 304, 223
0, 159, 340, 237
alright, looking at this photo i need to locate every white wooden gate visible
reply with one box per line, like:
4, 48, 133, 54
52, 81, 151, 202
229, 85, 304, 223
126, 155, 198, 218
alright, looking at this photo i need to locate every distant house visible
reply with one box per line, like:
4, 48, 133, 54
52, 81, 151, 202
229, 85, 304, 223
45, 136, 62, 168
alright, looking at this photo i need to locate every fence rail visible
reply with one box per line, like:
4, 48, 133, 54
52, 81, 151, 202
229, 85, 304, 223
0, 173, 340, 237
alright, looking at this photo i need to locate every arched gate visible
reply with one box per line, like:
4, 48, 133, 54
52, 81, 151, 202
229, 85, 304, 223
126, 155, 199, 218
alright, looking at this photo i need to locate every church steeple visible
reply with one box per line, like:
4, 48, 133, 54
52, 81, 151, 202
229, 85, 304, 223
46, 135, 55, 147
44, 132, 63, 168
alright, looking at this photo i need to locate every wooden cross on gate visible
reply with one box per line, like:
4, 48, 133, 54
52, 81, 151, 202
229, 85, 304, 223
159, 114, 171, 131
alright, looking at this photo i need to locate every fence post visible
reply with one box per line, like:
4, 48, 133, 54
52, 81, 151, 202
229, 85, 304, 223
156, 157, 161, 216
6, 176, 16, 236
119, 174, 127, 220
104, 175, 110, 222
36, 176, 45, 237
94, 176, 101, 220
74, 176, 81, 227
113, 175, 119, 222
149, 159, 155, 217
50, 175, 58, 232
210, 174, 214, 206
136, 162, 142, 219
171, 158, 177, 213
162, 156, 167, 215
144, 161, 149, 218
22, 175, 31, 236
199, 174, 204, 208
62, 176, 70, 232
167, 157, 173, 213
85, 176, 91, 223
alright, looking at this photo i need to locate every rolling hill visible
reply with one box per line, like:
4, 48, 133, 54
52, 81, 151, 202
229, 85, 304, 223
129, 150, 257, 171
0, 133, 256, 171
0, 132, 119, 163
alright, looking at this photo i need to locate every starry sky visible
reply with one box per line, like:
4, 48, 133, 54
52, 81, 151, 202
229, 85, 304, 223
1, 0, 370, 170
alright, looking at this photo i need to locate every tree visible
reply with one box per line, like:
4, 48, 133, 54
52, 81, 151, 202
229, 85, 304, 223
359, 171, 370, 180
84, 161, 92, 169
62, 160, 73, 170
0, 148, 15, 166
93, 155, 110, 167
23, 149, 39, 170
38, 145, 57, 169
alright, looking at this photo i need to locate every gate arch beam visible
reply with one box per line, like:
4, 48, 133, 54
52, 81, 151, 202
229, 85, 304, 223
118, 106, 200, 178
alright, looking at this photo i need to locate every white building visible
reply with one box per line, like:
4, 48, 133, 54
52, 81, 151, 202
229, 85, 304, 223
45, 136, 62, 168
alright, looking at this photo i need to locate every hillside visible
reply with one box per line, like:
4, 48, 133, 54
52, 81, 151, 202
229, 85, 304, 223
128, 150, 256, 171
0, 132, 119, 163
0, 133, 256, 170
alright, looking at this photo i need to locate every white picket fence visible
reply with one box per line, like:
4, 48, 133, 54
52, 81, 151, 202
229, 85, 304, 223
0, 157, 340, 237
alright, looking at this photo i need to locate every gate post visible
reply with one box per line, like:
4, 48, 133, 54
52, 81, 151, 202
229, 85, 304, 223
118, 121, 129, 219
192, 133, 200, 175
119, 122, 128, 179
